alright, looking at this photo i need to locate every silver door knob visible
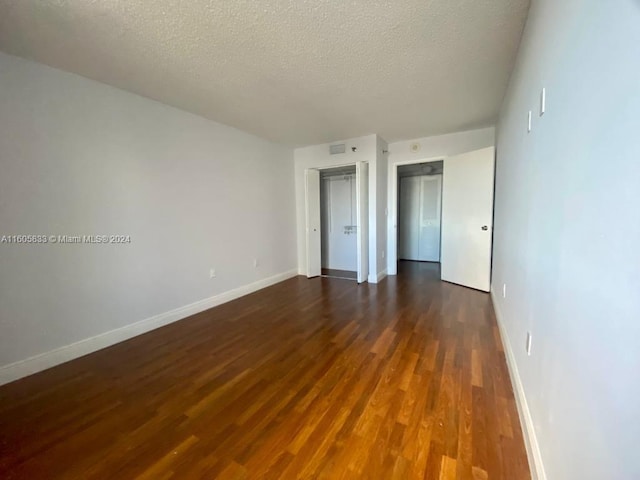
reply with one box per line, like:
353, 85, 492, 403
481, 225, 488, 231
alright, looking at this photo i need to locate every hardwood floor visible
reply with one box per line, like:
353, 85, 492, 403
0, 261, 530, 479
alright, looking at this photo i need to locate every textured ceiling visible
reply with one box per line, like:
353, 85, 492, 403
0, 0, 529, 146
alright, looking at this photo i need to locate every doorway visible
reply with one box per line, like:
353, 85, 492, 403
320, 166, 357, 280
397, 161, 443, 264
388, 147, 496, 292
305, 161, 369, 283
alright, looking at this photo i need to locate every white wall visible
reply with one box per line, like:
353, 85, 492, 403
493, 1, 640, 479
387, 127, 495, 165
0, 52, 297, 381
386, 127, 495, 273
294, 135, 387, 281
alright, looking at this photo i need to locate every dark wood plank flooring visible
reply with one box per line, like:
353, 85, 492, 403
0, 261, 530, 479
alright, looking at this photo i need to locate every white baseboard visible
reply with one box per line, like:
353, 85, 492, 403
0, 269, 299, 386
490, 290, 547, 480
378, 269, 388, 282
367, 268, 387, 284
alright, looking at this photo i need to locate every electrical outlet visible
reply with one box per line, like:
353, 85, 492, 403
527, 110, 532, 132
382, 250, 385, 259
540, 88, 546, 116
502, 283, 507, 298
253, 258, 259, 268
526, 332, 532, 356
209, 268, 216, 279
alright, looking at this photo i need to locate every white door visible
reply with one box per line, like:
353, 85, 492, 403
418, 175, 442, 262
441, 147, 495, 291
356, 161, 369, 283
305, 169, 321, 278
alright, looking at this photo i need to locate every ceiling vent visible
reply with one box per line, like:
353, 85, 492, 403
329, 144, 346, 155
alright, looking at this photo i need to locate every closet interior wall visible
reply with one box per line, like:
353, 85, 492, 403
320, 166, 358, 272
398, 161, 443, 263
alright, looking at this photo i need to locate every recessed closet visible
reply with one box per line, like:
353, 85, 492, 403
398, 161, 443, 263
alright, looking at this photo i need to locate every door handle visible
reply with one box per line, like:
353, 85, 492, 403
481, 225, 489, 231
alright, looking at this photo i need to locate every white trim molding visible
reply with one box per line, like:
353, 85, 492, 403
0, 269, 298, 386
367, 269, 387, 284
491, 290, 547, 480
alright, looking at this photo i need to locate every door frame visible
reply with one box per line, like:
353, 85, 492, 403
387, 155, 445, 276
305, 162, 369, 281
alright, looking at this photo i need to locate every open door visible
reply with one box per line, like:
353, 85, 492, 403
305, 169, 321, 278
440, 147, 495, 291
356, 161, 369, 283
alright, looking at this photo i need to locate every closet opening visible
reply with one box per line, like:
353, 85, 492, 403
320, 165, 358, 280
388, 148, 495, 291
397, 160, 443, 264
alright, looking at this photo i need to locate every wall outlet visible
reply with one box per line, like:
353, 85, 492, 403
253, 258, 259, 268
526, 332, 533, 356
382, 250, 385, 259
527, 110, 532, 132
502, 283, 507, 298
540, 87, 546, 116
209, 268, 216, 279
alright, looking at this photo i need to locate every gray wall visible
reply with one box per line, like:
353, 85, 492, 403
0, 52, 296, 371
492, 0, 640, 478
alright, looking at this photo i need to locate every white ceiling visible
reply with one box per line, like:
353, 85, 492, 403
0, 0, 529, 147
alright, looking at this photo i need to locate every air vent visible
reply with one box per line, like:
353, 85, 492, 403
329, 144, 346, 155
